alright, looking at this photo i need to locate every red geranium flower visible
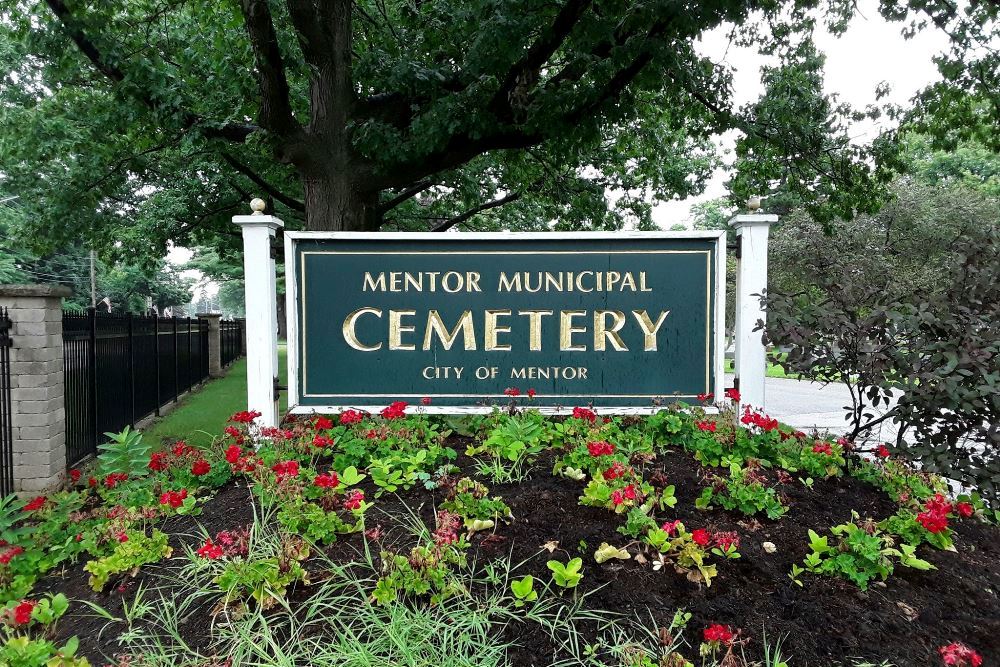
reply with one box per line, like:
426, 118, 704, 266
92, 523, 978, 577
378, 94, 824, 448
939, 642, 983, 667
23, 496, 46, 512
229, 410, 261, 424
586, 441, 615, 457
661, 520, 681, 535
191, 459, 211, 476
0, 546, 24, 565
725, 388, 740, 402
343, 489, 365, 511
956, 502, 974, 519
421, 396, 432, 405
313, 416, 333, 430
196, 538, 224, 560
69, 469, 81, 483
314, 472, 340, 489
159, 489, 188, 509
103, 473, 129, 489
272, 460, 299, 480
713, 531, 740, 551
312, 434, 334, 448
380, 401, 408, 420
12, 600, 35, 626
696, 420, 717, 432
340, 409, 364, 425
504, 387, 521, 397
876, 443, 891, 459
527, 388, 536, 398
572, 407, 597, 424
812, 442, 833, 455
917, 510, 949, 534
603, 462, 626, 481
148, 451, 169, 472
703, 623, 734, 645
225, 445, 243, 464
691, 528, 712, 547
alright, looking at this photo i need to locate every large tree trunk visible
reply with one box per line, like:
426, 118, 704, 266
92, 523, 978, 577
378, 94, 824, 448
302, 173, 379, 231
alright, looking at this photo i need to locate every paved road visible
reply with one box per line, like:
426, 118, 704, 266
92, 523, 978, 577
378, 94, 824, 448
737, 375, 900, 442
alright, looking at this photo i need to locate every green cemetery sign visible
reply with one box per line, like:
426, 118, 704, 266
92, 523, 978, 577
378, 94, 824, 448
284, 232, 725, 412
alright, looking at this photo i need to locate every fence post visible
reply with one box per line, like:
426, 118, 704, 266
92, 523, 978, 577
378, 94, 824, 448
153, 314, 161, 416
198, 313, 223, 377
0, 285, 72, 494
172, 315, 179, 402
233, 200, 282, 428
728, 212, 777, 412
87, 307, 98, 453
127, 312, 135, 428
187, 317, 193, 390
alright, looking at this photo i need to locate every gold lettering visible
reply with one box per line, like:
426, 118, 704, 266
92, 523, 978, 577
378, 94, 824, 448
467, 272, 482, 292
606, 271, 621, 291
362, 273, 385, 292
632, 310, 670, 351
389, 272, 402, 291
404, 272, 422, 292
560, 310, 587, 351
511, 367, 527, 379
544, 272, 564, 292
523, 273, 542, 293
423, 310, 475, 351
389, 310, 416, 350
640, 272, 652, 292
575, 271, 594, 292
594, 310, 628, 351
518, 310, 553, 351
620, 273, 636, 291
442, 271, 463, 293
343, 307, 383, 351
485, 309, 512, 351
498, 272, 521, 292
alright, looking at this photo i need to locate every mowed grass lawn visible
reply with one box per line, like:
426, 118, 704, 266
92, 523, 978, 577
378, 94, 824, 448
725, 353, 798, 379
143, 344, 288, 448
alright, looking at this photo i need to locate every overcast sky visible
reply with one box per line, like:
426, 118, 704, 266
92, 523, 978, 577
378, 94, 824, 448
651, 0, 950, 227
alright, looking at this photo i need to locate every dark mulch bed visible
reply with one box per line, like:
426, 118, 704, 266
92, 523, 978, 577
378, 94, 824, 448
39, 442, 1000, 667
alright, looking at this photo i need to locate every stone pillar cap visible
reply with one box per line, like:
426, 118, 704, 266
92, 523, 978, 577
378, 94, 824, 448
196, 312, 222, 318
0, 284, 73, 298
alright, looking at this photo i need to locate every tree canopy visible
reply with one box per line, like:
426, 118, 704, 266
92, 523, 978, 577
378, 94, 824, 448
1, 0, 997, 262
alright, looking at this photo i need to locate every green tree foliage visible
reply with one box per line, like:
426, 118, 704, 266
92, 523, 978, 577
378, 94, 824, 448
3, 0, 992, 261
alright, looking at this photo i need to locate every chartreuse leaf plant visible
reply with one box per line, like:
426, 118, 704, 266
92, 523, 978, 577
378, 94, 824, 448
509, 575, 537, 607
547, 557, 584, 589
83, 529, 172, 592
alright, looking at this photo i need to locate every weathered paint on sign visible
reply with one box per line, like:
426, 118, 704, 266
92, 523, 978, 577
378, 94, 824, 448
285, 233, 724, 411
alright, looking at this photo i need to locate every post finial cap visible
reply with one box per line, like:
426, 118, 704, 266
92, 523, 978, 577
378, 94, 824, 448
250, 198, 267, 215
747, 196, 762, 211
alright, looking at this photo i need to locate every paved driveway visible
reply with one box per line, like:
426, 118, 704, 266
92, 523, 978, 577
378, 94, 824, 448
739, 375, 900, 443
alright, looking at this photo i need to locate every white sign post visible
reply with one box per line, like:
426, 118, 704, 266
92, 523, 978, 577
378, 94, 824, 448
233, 200, 283, 428
729, 212, 777, 412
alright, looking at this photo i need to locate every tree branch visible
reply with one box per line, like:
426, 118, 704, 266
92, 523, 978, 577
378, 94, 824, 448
430, 192, 522, 232
44, 0, 259, 143
285, 0, 330, 66
378, 180, 434, 213
238, 0, 300, 136
221, 152, 305, 212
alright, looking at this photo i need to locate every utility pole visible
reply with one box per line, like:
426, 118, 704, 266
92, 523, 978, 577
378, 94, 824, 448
89, 249, 97, 308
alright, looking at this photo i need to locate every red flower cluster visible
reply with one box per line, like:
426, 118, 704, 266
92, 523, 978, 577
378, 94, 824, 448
214, 529, 250, 558
703, 623, 734, 645
917, 494, 954, 534
272, 460, 300, 480
225, 445, 243, 464
340, 409, 364, 425
421, 396, 432, 405
173, 441, 196, 457
223, 425, 243, 441
196, 538, 224, 560
313, 416, 333, 430
23, 496, 46, 512
69, 469, 81, 483
740, 407, 779, 432
713, 531, 740, 551
103, 473, 129, 489
527, 388, 536, 398
956, 502, 974, 518
661, 520, 681, 535
611, 485, 637, 506
876, 443, 891, 459
504, 387, 521, 397
148, 451, 170, 472
10, 600, 35, 626
312, 434, 334, 448
939, 642, 983, 667
603, 462, 626, 481
0, 545, 24, 565
314, 472, 340, 489
696, 420, 717, 432
343, 489, 365, 511
572, 407, 597, 424
260, 426, 293, 440
433, 510, 461, 547
380, 401, 408, 419
812, 442, 833, 456
587, 441, 615, 457
191, 459, 211, 476
159, 489, 188, 509
725, 388, 740, 402
229, 410, 261, 424
691, 528, 711, 547
697, 392, 715, 402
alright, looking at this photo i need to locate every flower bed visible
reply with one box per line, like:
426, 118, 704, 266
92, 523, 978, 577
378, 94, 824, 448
3, 398, 998, 667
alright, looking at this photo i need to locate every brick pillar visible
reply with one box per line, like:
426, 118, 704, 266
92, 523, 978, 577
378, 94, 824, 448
0, 285, 72, 494
197, 312, 223, 378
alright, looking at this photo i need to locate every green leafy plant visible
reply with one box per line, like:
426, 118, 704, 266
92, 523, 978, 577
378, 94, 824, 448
697, 464, 788, 520
0, 636, 89, 667
509, 575, 537, 607
471, 415, 545, 462
96, 427, 152, 478
214, 537, 311, 609
83, 529, 172, 592
374, 542, 467, 606
546, 557, 584, 589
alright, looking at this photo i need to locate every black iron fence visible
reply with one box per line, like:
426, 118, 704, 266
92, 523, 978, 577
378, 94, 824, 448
220, 319, 244, 368
63, 310, 210, 467
0, 308, 13, 496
